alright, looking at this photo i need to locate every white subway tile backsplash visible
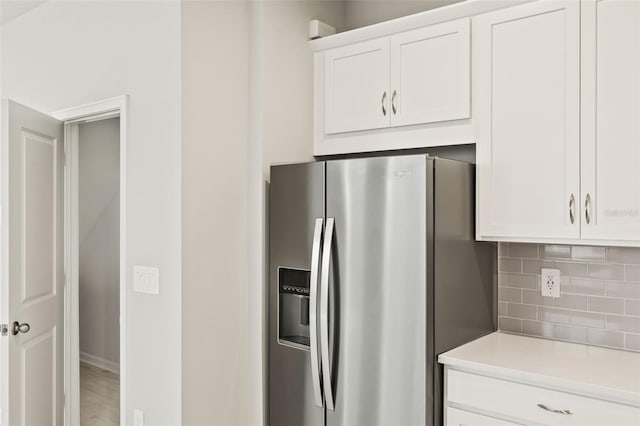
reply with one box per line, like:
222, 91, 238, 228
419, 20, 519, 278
572, 246, 607, 262
625, 299, 640, 317
606, 315, 640, 333
587, 329, 624, 348
522, 259, 554, 274
507, 303, 537, 320
506, 273, 538, 289
542, 245, 571, 259
608, 247, 640, 264
498, 301, 508, 316
522, 320, 554, 338
588, 263, 625, 280
626, 333, 640, 351
538, 306, 571, 324
498, 242, 640, 352
555, 261, 589, 278
498, 287, 522, 303
554, 324, 588, 344
498, 257, 522, 273
562, 278, 605, 296
588, 296, 625, 314
605, 281, 640, 299
499, 317, 523, 333
626, 265, 640, 282
508, 243, 538, 259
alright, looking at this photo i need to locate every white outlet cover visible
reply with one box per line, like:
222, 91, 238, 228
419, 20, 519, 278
133, 408, 144, 426
541, 268, 561, 298
133, 266, 160, 295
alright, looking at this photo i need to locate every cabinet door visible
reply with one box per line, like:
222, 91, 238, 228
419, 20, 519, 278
581, 0, 640, 243
324, 38, 390, 134
475, 0, 581, 240
390, 18, 470, 127
446, 408, 519, 426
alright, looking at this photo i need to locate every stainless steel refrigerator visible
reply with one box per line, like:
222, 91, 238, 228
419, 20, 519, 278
269, 155, 496, 426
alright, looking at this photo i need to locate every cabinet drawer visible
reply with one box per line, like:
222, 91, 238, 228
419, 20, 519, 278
447, 369, 640, 425
447, 407, 520, 426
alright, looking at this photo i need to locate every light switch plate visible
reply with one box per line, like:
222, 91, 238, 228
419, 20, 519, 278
133, 408, 144, 426
133, 266, 160, 295
541, 268, 560, 298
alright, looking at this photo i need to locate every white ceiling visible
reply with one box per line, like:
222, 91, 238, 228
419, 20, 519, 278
1, 0, 47, 25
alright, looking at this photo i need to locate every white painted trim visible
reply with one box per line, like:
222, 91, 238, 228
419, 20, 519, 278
309, 0, 536, 52
1, 101, 11, 426
56, 95, 128, 426
52, 96, 125, 123
79, 352, 120, 376
476, 235, 640, 248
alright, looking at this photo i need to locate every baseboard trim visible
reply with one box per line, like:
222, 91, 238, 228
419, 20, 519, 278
79, 351, 120, 375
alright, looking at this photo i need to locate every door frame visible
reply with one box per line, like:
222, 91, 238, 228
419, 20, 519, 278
52, 95, 128, 426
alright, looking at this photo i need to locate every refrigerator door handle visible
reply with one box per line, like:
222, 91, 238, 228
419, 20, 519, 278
309, 218, 324, 408
320, 218, 336, 411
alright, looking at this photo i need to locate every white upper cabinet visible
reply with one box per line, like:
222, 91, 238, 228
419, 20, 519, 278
580, 0, 640, 242
324, 38, 390, 134
389, 19, 470, 127
315, 17, 473, 156
475, 1, 581, 240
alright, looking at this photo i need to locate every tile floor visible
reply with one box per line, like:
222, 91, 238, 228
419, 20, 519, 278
80, 362, 119, 426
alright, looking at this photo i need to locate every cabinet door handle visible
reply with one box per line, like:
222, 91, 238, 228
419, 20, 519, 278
537, 403, 573, 415
391, 90, 397, 115
585, 193, 592, 225
381, 91, 387, 116
569, 194, 575, 224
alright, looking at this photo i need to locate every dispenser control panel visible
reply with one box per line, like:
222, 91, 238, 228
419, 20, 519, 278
278, 268, 310, 296
278, 267, 311, 350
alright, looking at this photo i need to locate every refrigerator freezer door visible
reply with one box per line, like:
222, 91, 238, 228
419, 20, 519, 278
325, 156, 427, 426
269, 162, 325, 426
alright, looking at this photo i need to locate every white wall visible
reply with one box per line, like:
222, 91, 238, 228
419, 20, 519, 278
344, 0, 464, 30
79, 118, 120, 369
1, 2, 181, 424
181, 1, 251, 424
182, 1, 346, 424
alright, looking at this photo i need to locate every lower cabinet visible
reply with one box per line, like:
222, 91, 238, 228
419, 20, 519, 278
444, 368, 640, 426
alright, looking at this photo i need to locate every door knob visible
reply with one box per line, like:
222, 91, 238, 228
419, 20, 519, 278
12, 322, 30, 335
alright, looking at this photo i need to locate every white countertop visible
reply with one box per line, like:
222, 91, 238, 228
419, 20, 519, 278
439, 332, 640, 407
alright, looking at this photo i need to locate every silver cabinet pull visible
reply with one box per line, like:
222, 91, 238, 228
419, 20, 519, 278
381, 92, 387, 116
309, 218, 324, 408
585, 193, 592, 224
569, 194, 575, 224
537, 403, 573, 415
391, 90, 397, 115
320, 218, 335, 411
12, 322, 30, 335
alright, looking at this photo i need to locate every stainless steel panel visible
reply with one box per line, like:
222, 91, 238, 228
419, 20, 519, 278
269, 162, 324, 426
325, 156, 427, 426
432, 158, 497, 425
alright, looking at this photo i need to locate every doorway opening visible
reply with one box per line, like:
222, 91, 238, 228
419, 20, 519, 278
54, 96, 128, 426
77, 117, 120, 425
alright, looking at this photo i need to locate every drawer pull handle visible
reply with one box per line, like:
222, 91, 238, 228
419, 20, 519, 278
537, 403, 573, 415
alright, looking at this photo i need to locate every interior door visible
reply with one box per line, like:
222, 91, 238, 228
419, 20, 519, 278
1, 100, 65, 426
580, 0, 640, 243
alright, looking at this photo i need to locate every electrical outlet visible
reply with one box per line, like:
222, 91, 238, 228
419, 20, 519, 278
541, 268, 561, 298
133, 409, 144, 426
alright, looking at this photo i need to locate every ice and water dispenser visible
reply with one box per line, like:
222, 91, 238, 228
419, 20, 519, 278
278, 267, 310, 350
